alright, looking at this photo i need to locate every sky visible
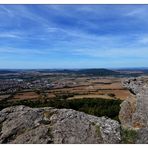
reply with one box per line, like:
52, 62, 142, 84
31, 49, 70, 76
0, 4, 148, 69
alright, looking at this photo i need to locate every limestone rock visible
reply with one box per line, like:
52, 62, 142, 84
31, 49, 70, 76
119, 97, 134, 128
0, 105, 121, 144
119, 77, 148, 143
122, 77, 143, 95
120, 77, 148, 128
136, 128, 148, 144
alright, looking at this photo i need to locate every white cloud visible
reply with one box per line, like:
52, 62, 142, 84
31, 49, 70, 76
0, 47, 48, 55
0, 32, 22, 38
126, 8, 145, 16
137, 35, 148, 44
68, 47, 148, 59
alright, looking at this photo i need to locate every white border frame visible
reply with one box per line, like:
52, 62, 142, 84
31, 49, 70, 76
0, 0, 148, 4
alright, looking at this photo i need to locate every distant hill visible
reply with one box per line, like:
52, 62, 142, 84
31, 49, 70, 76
1, 68, 147, 76
38, 68, 120, 76
116, 68, 148, 76
0, 70, 18, 74
75, 68, 120, 76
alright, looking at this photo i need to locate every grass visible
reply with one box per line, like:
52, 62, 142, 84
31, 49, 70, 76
121, 128, 137, 144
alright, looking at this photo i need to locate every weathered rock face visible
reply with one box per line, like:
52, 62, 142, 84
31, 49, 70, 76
119, 77, 148, 144
136, 128, 148, 144
122, 77, 143, 95
119, 77, 148, 129
0, 105, 121, 144
119, 95, 136, 128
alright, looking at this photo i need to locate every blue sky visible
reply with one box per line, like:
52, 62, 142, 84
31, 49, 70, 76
0, 4, 148, 69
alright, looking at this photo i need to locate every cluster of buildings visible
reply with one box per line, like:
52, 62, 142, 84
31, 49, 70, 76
51, 81, 77, 88
0, 79, 30, 94
0, 77, 78, 95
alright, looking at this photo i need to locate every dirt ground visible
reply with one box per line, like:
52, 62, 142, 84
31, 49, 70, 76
67, 94, 114, 100
0, 95, 10, 101
46, 77, 132, 100
7, 77, 133, 101
13, 92, 39, 100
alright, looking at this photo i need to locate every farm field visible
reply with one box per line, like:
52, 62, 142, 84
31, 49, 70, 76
5, 77, 133, 101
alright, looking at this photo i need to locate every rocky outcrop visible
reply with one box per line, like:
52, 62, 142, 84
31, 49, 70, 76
122, 77, 144, 95
119, 77, 148, 143
119, 94, 136, 128
119, 77, 148, 129
0, 105, 121, 144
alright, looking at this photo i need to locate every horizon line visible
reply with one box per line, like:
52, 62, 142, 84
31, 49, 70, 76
0, 67, 148, 70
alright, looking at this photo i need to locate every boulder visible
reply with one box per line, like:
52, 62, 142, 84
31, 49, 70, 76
0, 105, 121, 144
